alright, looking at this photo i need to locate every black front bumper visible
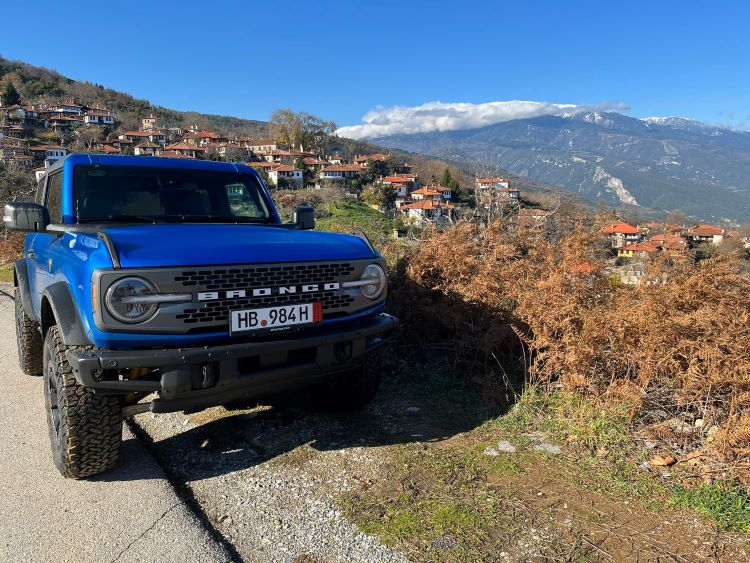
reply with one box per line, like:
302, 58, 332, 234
65, 313, 397, 413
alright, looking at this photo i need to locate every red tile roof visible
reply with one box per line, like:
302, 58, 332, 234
687, 224, 723, 237
401, 200, 454, 210
620, 241, 659, 253
601, 221, 640, 235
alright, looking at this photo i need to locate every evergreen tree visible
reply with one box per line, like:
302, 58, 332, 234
2, 81, 21, 106
440, 168, 460, 196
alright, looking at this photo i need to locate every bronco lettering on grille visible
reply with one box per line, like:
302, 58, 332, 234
197, 282, 341, 301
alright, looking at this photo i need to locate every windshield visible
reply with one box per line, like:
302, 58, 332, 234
73, 164, 273, 224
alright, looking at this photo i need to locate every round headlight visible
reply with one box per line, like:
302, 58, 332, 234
105, 277, 158, 323
360, 264, 386, 300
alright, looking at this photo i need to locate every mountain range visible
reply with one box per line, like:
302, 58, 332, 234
369, 112, 750, 223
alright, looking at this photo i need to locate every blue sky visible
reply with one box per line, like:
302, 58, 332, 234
2, 0, 749, 134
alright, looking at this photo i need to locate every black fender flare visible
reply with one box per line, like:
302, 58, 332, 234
14, 259, 37, 321
40, 282, 93, 346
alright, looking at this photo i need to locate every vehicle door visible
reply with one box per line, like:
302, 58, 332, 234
27, 169, 64, 316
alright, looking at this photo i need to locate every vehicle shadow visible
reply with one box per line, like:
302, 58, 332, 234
120, 352, 511, 483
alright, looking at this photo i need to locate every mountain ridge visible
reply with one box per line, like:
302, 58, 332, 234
369, 111, 750, 223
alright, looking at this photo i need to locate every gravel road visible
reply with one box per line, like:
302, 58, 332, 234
0, 285, 230, 563
135, 404, 408, 563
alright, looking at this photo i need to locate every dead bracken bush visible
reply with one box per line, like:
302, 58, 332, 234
386, 219, 750, 466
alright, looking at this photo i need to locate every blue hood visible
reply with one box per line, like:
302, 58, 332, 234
101, 224, 376, 268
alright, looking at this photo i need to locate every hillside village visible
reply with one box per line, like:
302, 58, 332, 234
0, 95, 532, 227
1, 94, 749, 274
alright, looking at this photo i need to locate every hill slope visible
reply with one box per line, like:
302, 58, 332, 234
0, 55, 269, 136
370, 112, 750, 223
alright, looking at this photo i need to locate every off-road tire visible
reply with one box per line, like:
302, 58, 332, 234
15, 287, 43, 376
310, 351, 383, 411
43, 326, 122, 478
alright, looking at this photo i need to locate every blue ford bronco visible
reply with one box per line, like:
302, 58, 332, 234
4, 154, 396, 478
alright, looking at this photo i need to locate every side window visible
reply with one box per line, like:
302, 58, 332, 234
46, 172, 63, 223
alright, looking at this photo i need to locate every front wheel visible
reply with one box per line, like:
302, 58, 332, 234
43, 326, 122, 478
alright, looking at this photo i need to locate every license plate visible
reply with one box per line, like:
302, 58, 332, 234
229, 302, 322, 334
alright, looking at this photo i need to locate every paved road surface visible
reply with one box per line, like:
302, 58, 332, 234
0, 286, 231, 563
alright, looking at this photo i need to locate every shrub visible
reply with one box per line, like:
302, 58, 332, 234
389, 220, 750, 463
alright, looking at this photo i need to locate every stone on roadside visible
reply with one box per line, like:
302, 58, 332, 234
497, 440, 517, 453
533, 443, 563, 455
483, 446, 500, 457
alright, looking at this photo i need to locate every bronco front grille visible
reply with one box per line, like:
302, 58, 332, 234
173, 263, 355, 291
176, 291, 354, 324
172, 261, 358, 325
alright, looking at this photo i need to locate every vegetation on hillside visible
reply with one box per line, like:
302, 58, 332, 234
387, 219, 750, 482
0, 56, 268, 136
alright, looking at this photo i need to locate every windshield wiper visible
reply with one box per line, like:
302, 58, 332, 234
79, 215, 162, 224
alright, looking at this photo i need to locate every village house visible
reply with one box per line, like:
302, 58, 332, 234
249, 161, 279, 173
119, 130, 167, 146
45, 114, 83, 131
354, 153, 388, 169
159, 150, 195, 159
600, 221, 642, 248
142, 115, 157, 131
83, 107, 117, 127
268, 165, 304, 188
381, 173, 419, 197
649, 232, 688, 254
28, 145, 66, 166
245, 139, 290, 155
476, 176, 510, 190
318, 164, 361, 182
48, 100, 85, 117
617, 241, 659, 259
162, 141, 205, 158
95, 144, 121, 155
641, 221, 684, 236
183, 130, 227, 147
134, 142, 160, 156
400, 199, 456, 226
498, 187, 521, 201
303, 157, 331, 172
328, 155, 348, 165
0, 123, 26, 139
262, 149, 300, 165
204, 142, 250, 162
410, 185, 453, 202
685, 224, 724, 245
1, 105, 39, 129
518, 208, 551, 228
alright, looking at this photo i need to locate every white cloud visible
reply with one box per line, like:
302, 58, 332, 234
336, 100, 630, 139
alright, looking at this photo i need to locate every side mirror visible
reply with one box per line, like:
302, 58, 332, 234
3, 202, 49, 232
293, 206, 316, 230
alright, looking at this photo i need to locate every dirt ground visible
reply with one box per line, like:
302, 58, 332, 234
133, 352, 750, 562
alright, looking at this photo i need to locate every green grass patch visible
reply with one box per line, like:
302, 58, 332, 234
316, 202, 397, 244
670, 483, 750, 532
340, 445, 512, 560
0, 263, 13, 283
489, 385, 634, 454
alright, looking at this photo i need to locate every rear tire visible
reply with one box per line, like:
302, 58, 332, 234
43, 326, 122, 478
15, 288, 42, 376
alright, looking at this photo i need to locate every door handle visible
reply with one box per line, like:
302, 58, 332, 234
27, 252, 36, 259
